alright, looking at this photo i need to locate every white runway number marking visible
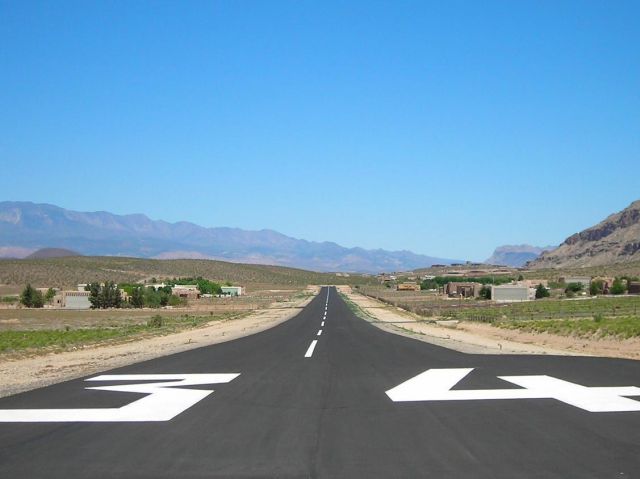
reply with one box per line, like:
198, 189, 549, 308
386, 368, 640, 412
0, 374, 239, 422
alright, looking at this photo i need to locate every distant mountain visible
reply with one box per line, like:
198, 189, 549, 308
0, 202, 461, 273
529, 200, 640, 269
26, 248, 82, 259
485, 244, 554, 267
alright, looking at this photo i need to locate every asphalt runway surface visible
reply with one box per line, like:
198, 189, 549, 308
0, 287, 639, 478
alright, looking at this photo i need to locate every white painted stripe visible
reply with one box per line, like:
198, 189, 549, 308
317, 329, 323, 336
304, 340, 318, 358
321, 321, 324, 326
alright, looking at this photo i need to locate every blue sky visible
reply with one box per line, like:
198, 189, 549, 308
1, 1, 638, 262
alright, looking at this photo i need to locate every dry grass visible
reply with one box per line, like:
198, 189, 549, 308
0, 256, 378, 289
0, 288, 307, 331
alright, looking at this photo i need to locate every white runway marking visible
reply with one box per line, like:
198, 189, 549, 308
305, 340, 318, 358
321, 321, 325, 326
0, 374, 239, 422
317, 329, 323, 336
386, 368, 640, 412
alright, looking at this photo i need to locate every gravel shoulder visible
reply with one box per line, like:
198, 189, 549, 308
0, 291, 316, 398
340, 286, 640, 360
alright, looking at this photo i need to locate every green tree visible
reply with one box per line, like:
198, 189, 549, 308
565, 282, 583, 294
88, 282, 102, 309
101, 281, 122, 308
20, 284, 44, 308
130, 287, 145, 308
44, 288, 57, 303
88, 282, 123, 309
589, 280, 604, 296
535, 283, 550, 299
420, 279, 438, 290
610, 278, 627, 295
479, 285, 492, 300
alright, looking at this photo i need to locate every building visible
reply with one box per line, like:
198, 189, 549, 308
221, 286, 244, 296
560, 277, 591, 289
521, 279, 549, 289
53, 290, 91, 309
628, 282, 640, 295
445, 282, 482, 298
492, 285, 531, 302
172, 285, 200, 299
397, 282, 420, 291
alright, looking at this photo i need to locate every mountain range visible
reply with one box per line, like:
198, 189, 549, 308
485, 244, 554, 267
0, 202, 461, 273
529, 200, 640, 269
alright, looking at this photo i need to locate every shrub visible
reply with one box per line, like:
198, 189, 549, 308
565, 282, 584, 293
479, 285, 492, 300
590, 280, 604, 296
535, 284, 550, 299
147, 315, 164, 328
610, 278, 627, 295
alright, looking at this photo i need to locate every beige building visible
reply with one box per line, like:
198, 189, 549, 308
397, 282, 420, 291
445, 282, 482, 298
172, 285, 200, 299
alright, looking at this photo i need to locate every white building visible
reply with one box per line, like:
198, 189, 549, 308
53, 291, 91, 309
492, 285, 532, 303
221, 286, 244, 296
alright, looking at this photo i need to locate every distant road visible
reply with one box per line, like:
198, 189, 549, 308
0, 287, 639, 477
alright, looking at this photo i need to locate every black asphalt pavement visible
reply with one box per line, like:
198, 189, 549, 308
0, 287, 639, 478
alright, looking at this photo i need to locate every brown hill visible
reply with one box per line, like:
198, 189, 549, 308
26, 248, 81, 259
529, 200, 640, 269
0, 256, 377, 289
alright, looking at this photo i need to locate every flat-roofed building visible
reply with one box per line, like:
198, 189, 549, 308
172, 285, 200, 299
560, 277, 591, 288
628, 282, 640, 295
53, 290, 91, 309
492, 285, 531, 302
221, 286, 244, 296
521, 279, 549, 289
445, 282, 482, 298
397, 282, 420, 291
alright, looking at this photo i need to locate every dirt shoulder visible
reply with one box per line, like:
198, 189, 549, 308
339, 286, 640, 360
0, 290, 317, 398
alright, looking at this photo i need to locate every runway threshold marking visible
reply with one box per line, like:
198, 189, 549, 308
305, 340, 318, 358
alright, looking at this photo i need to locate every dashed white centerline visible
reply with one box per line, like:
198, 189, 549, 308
321, 321, 325, 326
317, 329, 323, 336
305, 340, 318, 358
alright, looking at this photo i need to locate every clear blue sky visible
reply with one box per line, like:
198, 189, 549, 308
1, 1, 638, 262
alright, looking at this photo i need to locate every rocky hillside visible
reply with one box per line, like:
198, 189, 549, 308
529, 200, 640, 268
485, 244, 554, 267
